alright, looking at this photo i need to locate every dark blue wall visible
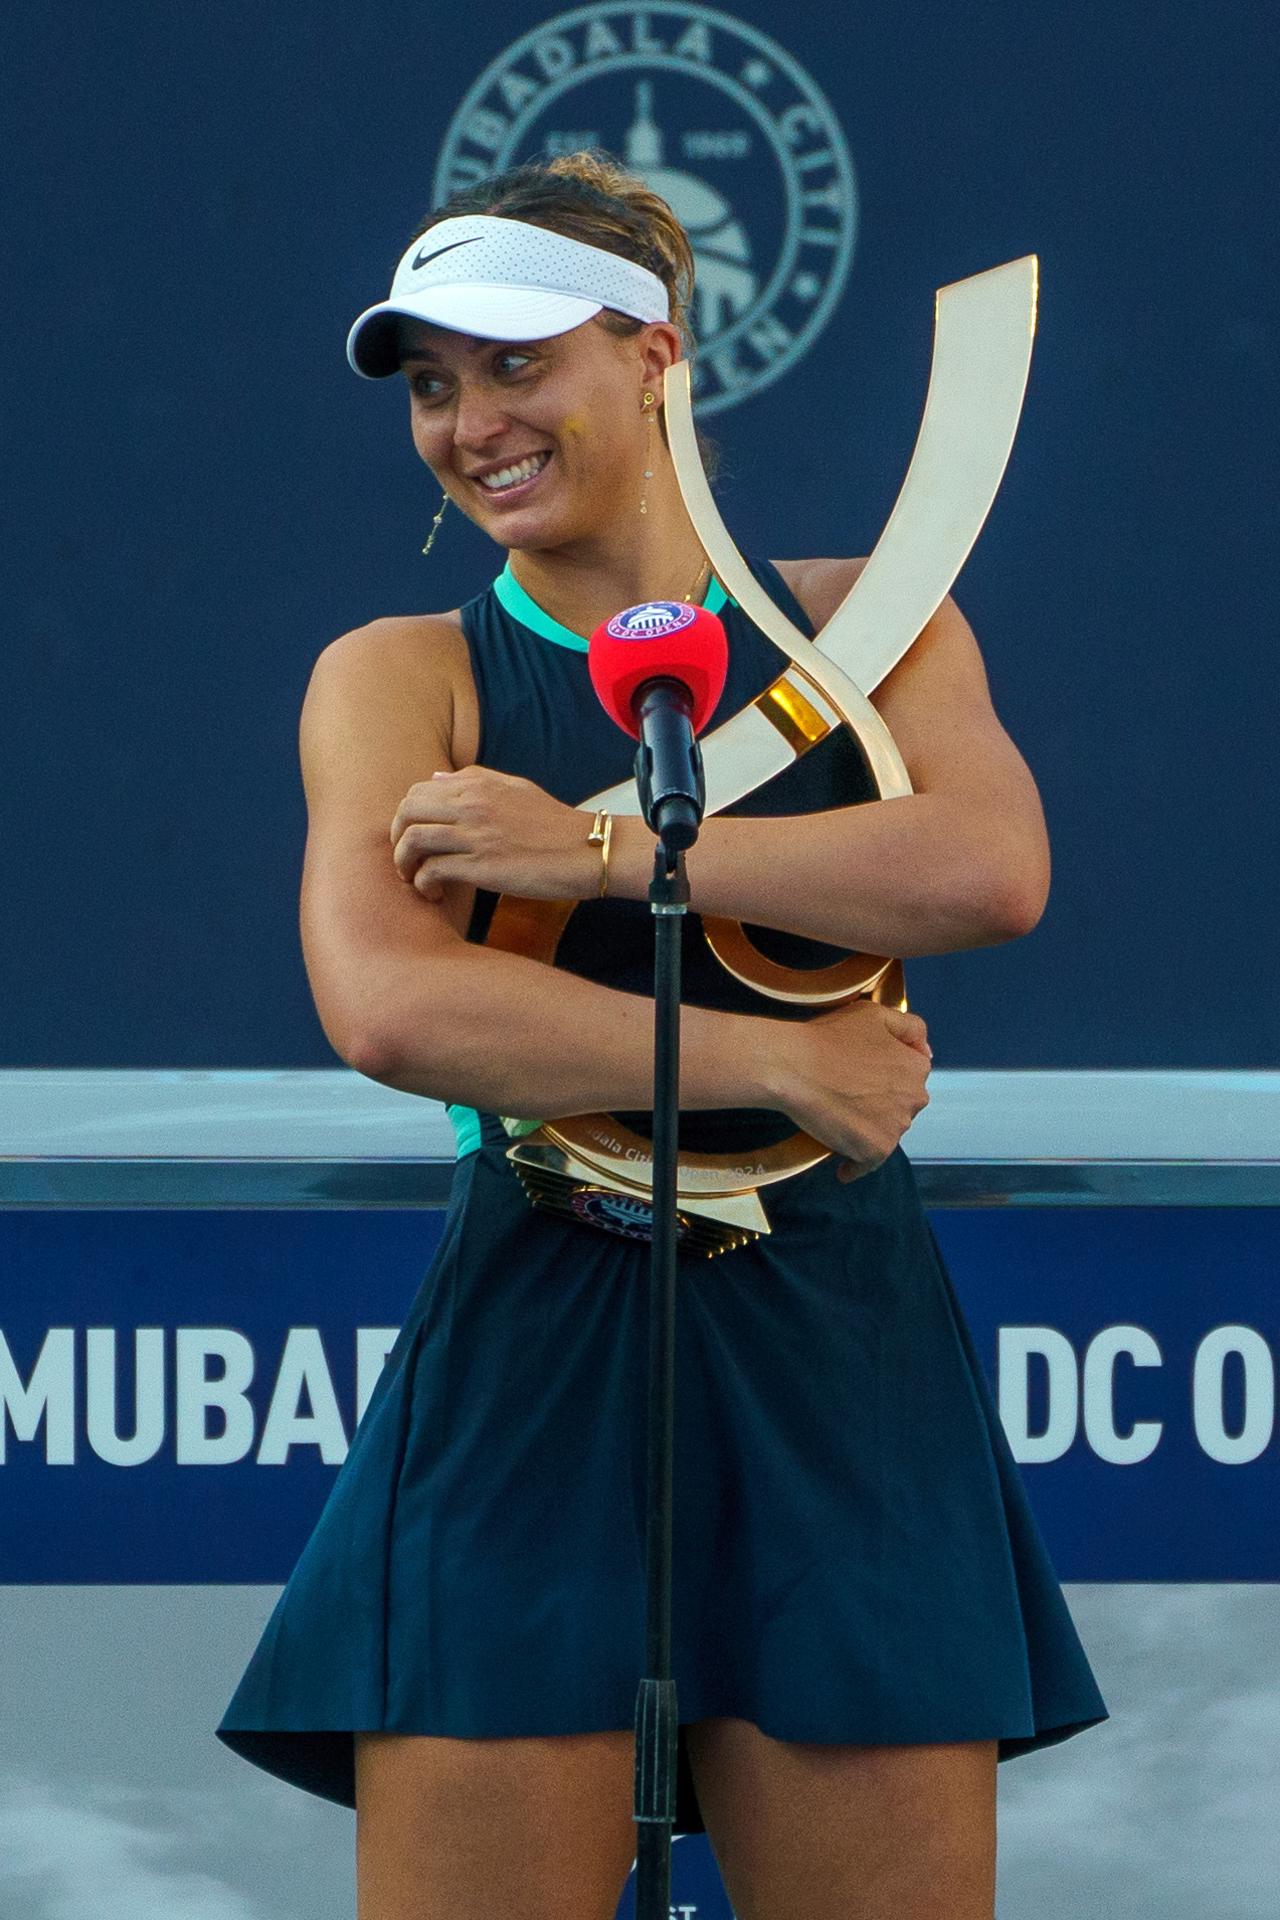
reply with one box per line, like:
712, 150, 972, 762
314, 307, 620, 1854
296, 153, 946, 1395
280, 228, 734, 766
5, 2, 1274, 1066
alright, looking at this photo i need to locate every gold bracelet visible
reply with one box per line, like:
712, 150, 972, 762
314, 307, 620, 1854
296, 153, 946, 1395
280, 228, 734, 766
586, 806, 613, 897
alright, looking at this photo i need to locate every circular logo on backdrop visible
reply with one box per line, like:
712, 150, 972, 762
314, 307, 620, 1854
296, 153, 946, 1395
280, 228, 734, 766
433, 4, 858, 414
606, 599, 697, 639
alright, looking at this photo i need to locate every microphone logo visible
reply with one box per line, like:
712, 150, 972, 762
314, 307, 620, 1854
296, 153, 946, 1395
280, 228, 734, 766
605, 600, 697, 641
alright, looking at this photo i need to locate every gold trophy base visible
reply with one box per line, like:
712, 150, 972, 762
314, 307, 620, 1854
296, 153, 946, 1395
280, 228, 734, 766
505, 1133, 772, 1258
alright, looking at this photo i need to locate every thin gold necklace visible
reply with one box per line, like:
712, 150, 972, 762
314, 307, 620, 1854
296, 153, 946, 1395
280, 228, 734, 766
681, 554, 711, 605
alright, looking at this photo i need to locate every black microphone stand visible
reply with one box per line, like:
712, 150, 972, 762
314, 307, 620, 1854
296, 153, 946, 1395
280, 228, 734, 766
630, 683, 704, 1920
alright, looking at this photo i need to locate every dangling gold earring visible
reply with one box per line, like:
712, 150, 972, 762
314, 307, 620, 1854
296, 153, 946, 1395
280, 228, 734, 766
421, 489, 450, 556
640, 390, 656, 516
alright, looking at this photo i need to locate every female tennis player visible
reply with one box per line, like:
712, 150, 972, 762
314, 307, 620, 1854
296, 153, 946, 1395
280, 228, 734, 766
217, 150, 1108, 1920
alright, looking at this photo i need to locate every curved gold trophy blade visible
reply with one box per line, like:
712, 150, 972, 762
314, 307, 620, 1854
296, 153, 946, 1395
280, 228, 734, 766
814, 254, 1039, 694
488, 256, 1039, 1253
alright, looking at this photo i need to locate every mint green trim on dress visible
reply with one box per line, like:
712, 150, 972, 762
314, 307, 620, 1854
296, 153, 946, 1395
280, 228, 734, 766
493, 560, 731, 651
445, 1102, 482, 1159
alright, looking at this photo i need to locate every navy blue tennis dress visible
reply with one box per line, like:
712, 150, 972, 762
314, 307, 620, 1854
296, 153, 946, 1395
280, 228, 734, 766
216, 556, 1108, 1829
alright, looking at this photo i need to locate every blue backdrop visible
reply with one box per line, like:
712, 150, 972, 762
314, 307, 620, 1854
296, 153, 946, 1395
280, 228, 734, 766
3, 1205, 1275, 1584
4, 1, 1274, 1067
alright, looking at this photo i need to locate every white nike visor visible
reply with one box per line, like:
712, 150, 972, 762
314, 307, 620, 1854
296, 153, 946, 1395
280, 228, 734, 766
346, 213, 671, 377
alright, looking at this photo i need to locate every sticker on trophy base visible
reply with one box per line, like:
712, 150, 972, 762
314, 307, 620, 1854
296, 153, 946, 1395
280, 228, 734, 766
569, 1186, 691, 1244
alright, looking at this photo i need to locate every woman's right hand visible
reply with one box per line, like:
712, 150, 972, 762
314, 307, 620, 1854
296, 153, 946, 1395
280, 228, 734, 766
757, 998, 934, 1183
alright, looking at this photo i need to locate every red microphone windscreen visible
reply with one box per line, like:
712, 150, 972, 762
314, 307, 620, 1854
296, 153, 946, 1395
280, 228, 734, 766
587, 600, 729, 738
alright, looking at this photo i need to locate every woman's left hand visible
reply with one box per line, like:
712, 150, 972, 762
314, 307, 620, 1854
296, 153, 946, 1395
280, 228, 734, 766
390, 766, 599, 903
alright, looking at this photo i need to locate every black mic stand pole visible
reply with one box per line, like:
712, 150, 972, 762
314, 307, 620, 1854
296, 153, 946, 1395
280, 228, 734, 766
631, 686, 704, 1920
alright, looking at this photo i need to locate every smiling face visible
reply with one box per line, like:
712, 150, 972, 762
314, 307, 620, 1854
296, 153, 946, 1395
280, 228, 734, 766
397, 314, 677, 550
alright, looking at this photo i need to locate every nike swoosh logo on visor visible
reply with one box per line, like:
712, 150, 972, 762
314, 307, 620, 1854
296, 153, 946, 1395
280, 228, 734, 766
411, 236, 485, 272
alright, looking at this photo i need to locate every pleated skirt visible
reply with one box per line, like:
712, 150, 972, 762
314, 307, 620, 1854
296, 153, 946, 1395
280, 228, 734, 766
216, 1113, 1108, 1831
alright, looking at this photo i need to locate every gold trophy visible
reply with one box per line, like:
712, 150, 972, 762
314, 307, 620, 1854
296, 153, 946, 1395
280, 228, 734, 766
485, 257, 1039, 1255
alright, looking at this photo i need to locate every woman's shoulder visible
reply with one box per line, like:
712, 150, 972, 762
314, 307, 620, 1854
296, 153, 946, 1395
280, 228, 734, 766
308, 608, 479, 768
767, 556, 871, 630
315, 607, 470, 690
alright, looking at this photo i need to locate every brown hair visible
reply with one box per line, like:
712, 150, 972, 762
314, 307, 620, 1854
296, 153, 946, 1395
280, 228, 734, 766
407, 149, 719, 480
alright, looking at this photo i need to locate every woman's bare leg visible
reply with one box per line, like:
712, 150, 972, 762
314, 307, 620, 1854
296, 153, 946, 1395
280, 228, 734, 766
684, 1717, 998, 1920
354, 1728, 637, 1920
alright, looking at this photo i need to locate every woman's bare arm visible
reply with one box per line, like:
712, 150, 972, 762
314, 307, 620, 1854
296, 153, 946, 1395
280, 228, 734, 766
299, 617, 783, 1114
599, 558, 1051, 956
